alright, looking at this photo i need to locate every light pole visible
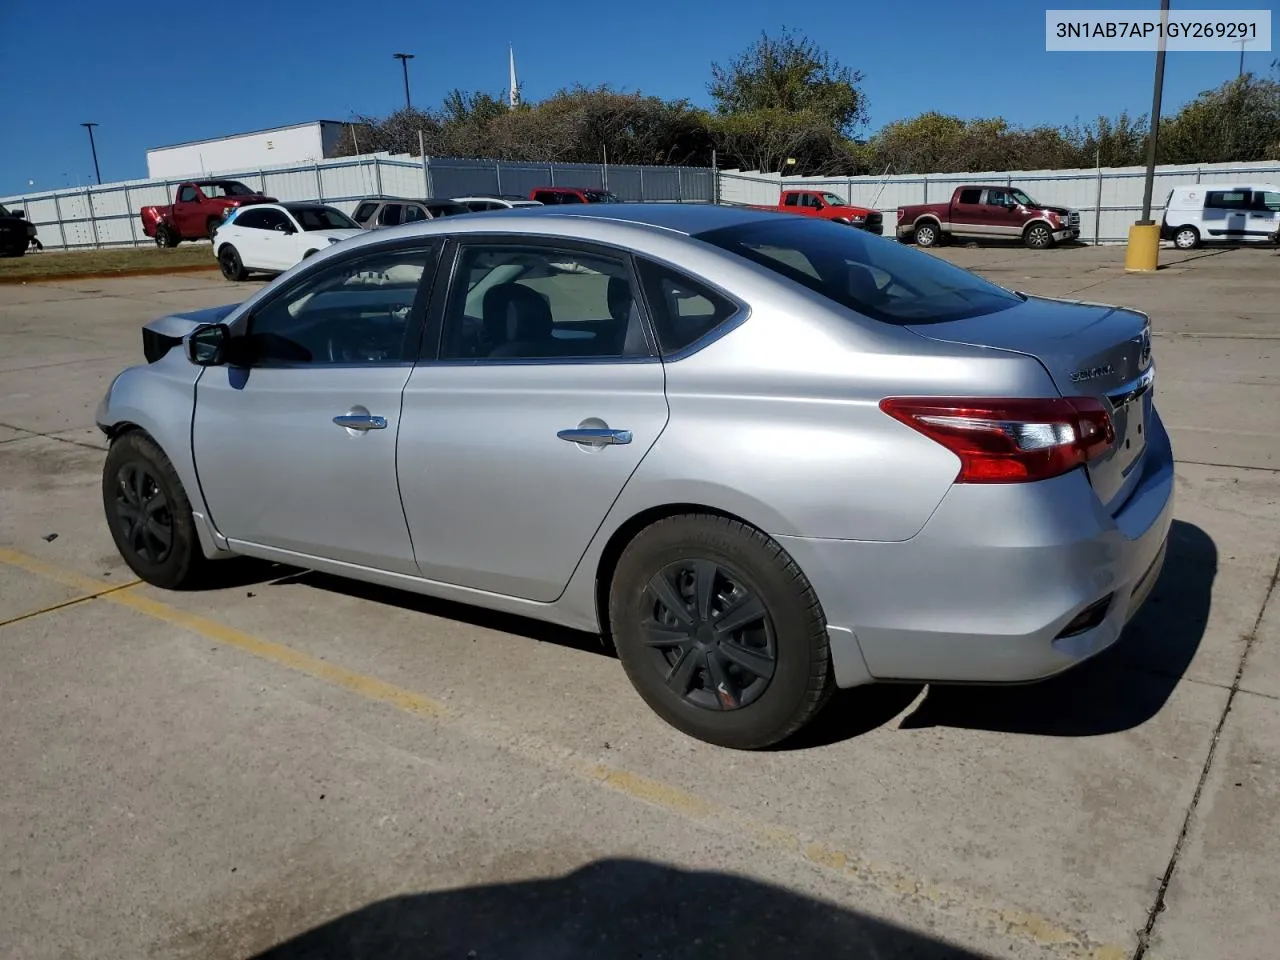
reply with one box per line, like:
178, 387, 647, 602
392, 53, 415, 110
81, 122, 101, 185
1237, 37, 1247, 78
1126, 0, 1170, 271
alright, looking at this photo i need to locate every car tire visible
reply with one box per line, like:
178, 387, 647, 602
102, 431, 209, 590
1173, 226, 1200, 250
206, 216, 222, 241
0, 244, 24, 258
913, 221, 941, 247
219, 245, 248, 282
608, 514, 835, 750
1024, 222, 1055, 249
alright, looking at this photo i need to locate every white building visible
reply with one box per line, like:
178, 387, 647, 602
146, 121, 350, 179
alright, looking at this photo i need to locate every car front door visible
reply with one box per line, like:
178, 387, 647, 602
174, 184, 204, 236
191, 242, 441, 573
397, 238, 670, 602
253, 208, 300, 270
981, 188, 1021, 238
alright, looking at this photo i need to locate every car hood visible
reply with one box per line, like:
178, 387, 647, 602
832, 205, 876, 216
1034, 204, 1073, 216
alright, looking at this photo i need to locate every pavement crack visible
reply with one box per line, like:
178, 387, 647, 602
1131, 549, 1280, 960
0, 422, 106, 452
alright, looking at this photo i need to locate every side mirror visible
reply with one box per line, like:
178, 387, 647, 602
186, 323, 231, 366
15, 209, 26, 219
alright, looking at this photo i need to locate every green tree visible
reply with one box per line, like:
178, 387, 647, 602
1159, 75, 1280, 163
708, 27, 868, 137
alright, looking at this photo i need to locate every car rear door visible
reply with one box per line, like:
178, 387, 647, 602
191, 241, 441, 572
950, 188, 984, 234
396, 237, 669, 602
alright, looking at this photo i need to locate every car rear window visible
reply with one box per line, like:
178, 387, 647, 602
695, 217, 1022, 326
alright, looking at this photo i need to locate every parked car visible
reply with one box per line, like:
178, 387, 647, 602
1160, 183, 1280, 250
141, 180, 276, 249
0, 203, 37, 257
351, 198, 471, 229
529, 186, 621, 204
897, 185, 1080, 249
97, 204, 1171, 750
212, 202, 363, 280
453, 195, 544, 212
747, 189, 883, 234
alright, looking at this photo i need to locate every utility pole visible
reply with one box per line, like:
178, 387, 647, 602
393, 53, 415, 110
1237, 37, 1247, 78
80, 123, 101, 185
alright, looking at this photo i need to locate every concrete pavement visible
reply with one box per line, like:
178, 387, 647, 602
1, 248, 1277, 959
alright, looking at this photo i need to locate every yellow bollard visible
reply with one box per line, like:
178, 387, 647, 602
1124, 223, 1161, 272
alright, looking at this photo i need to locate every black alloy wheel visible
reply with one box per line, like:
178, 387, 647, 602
641, 559, 777, 711
112, 462, 174, 566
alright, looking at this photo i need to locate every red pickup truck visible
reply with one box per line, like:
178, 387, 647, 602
140, 179, 276, 248
749, 189, 883, 234
896, 185, 1080, 249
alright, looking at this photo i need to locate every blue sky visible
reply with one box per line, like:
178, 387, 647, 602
0, 0, 1271, 196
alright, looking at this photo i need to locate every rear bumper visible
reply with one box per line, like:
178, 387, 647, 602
778, 409, 1175, 688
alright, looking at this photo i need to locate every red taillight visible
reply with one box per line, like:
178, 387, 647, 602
879, 397, 1115, 483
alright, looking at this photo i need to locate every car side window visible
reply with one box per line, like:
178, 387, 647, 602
440, 244, 650, 362
177, 186, 197, 203
257, 209, 291, 231
958, 188, 982, 204
1205, 190, 1249, 210
403, 205, 428, 223
986, 189, 1011, 207
354, 202, 378, 223
561, 192, 585, 204
379, 204, 403, 226
234, 209, 269, 230
532, 191, 554, 204
1251, 190, 1280, 211
244, 247, 436, 366
635, 259, 739, 357
783, 194, 799, 207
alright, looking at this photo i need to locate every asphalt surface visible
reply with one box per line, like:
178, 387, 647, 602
1, 241, 1278, 960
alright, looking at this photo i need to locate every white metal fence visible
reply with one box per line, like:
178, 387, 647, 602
718, 160, 1280, 243
7, 153, 1279, 250
1, 152, 716, 251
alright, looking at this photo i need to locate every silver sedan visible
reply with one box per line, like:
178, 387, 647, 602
96, 204, 1173, 749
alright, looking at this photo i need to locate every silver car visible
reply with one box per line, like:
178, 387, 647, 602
97, 204, 1173, 749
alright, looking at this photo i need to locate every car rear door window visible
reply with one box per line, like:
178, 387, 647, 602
354, 202, 378, 224
958, 188, 982, 204
245, 247, 437, 365
1205, 190, 1250, 210
439, 244, 650, 361
635, 259, 739, 357
378, 204, 404, 226
402, 204, 428, 223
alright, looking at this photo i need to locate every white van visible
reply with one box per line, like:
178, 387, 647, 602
1160, 184, 1280, 249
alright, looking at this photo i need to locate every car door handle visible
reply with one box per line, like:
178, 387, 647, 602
333, 414, 387, 431
557, 427, 632, 446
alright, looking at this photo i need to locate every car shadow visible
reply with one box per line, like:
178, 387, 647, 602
891, 519, 1215, 738
190, 521, 1212, 746
249, 858, 993, 960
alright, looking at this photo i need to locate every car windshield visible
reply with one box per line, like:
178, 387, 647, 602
821, 193, 847, 206
584, 191, 621, 203
696, 217, 1022, 326
201, 181, 257, 198
289, 206, 359, 230
1010, 189, 1037, 206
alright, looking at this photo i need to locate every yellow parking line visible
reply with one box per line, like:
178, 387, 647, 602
0, 545, 1127, 960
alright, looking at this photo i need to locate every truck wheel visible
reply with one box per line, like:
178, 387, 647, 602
154, 225, 179, 249
1173, 226, 1200, 250
219, 245, 248, 282
913, 221, 941, 247
1024, 222, 1054, 249
206, 217, 222, 240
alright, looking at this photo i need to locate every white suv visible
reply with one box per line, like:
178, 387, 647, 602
214, 203, 363, 281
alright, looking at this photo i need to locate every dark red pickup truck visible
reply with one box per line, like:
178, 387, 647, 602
896, 185, 1079, 249
749, 189, 883, 233
140, 179, 276, 248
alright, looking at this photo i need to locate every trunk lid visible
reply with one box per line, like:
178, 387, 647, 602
906, 295, 1154, 514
